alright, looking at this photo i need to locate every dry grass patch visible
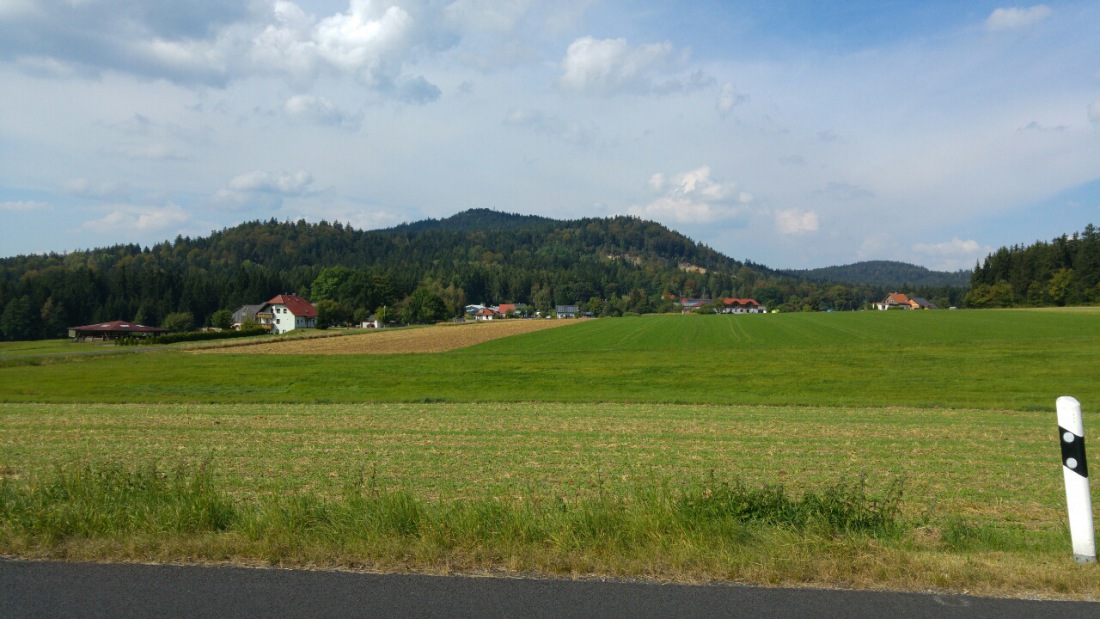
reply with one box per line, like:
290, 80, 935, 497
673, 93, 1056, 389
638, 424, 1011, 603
197, 319, 581, 355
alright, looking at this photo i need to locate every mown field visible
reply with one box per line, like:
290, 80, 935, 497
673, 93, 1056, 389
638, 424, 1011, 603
1, 309, 1098, 597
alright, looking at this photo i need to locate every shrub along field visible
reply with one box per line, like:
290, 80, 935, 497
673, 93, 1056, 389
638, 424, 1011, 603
1, 309, 1099, 597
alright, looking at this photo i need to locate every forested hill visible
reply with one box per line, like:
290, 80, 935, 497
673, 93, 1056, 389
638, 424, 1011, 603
783, 261, 971, 288
0, 210, 969, 340
967, 224, 1100, 307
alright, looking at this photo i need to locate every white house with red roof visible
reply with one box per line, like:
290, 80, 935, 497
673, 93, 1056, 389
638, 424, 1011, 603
257, 294, 317, 333
720, 298, 766, 314
474, 307, 498, 321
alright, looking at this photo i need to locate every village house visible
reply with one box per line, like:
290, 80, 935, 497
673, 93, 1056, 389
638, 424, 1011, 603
474, 307, 498, 321
875, 293, 912, 310
256, 294, 317, 334
720, 298, 766, 314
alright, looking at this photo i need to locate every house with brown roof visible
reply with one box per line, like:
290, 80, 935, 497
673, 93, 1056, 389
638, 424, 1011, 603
256, 294, 317, 334
875, 293, 912, 311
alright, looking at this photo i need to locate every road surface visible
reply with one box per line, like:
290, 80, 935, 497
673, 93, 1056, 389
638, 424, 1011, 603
1, 559, 1096, 618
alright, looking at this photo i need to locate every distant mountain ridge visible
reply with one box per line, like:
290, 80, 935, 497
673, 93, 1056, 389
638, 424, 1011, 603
391, 208, 556, 232
782, 260, 971, 288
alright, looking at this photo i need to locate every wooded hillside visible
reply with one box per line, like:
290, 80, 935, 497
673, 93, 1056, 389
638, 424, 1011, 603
0, 209, 969, 340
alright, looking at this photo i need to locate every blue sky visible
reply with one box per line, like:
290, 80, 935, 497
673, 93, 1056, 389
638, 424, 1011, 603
1, 1, 1098, 270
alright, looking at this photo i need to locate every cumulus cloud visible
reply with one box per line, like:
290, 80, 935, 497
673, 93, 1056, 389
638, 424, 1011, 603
984, 5, 1052, 31
0, 0, 443, 101
775, 209, 819, 234
912, 237, 993, 271
558, 36, 709, 96
284, 95, 362, 129
80, 203, 191, 234
253, 0, 442, 101
629, 166, 750, 223
716, 82, 746, 117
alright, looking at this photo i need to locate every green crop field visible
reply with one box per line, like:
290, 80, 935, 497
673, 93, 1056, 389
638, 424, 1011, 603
1, 309, 1099, 597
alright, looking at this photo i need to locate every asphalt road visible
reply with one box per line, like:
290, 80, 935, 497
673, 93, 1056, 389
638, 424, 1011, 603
2, 559, 1096, 618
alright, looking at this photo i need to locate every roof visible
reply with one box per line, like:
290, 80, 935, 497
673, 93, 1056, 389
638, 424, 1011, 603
679, 298, 711, 308
497, 304, 516, 313
885, 293, 911, 305
474, 307, 497, 316
69, 320, 167, 333
722, 298, 760, 306
264, 294, 317, 318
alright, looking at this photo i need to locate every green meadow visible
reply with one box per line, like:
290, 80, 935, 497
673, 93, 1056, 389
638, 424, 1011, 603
1, 309, 1099, 597
1, 309, 1098, 409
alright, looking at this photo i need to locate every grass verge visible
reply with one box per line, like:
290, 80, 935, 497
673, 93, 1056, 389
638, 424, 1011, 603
1, 460, 1094, 598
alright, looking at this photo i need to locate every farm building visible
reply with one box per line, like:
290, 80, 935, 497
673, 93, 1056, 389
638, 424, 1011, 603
232, 304, 264, 328
68, 320, 167, 341
256, 294, 317, 334
720, 298, 766, 314
556, 305, 579, 318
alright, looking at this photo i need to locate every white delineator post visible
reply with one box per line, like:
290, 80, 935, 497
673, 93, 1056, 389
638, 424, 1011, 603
1057, 396, 1096, 564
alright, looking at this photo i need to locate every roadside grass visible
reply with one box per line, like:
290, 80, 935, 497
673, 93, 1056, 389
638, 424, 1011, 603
1, 401, 1095, 596
1, 311, 1098, 409
0, 457, 1094, 597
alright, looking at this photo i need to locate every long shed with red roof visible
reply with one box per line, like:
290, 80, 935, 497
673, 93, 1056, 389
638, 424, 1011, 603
68, 320, 167, 341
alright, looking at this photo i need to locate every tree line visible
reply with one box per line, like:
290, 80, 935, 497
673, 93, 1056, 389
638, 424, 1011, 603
967, 224, 1100, 308
1, 210, 973, 341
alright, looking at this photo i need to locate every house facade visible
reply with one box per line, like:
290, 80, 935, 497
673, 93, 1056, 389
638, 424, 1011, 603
875, 293, 912, 311
556, 305, 579, 318
474, 307, 498, 321
256, 294, 317, 334
720, 298, 766, 314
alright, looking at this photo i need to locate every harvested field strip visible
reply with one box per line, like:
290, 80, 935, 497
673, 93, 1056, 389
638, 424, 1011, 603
197, 319, 581, 354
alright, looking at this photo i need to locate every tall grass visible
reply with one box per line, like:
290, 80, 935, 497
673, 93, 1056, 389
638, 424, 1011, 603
1, 461, 905, 552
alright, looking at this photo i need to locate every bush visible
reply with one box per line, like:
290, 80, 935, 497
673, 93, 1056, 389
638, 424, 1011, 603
142, 328, 267, 345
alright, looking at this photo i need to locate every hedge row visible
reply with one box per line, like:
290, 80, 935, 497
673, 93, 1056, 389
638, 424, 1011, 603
115, 328, 268, 346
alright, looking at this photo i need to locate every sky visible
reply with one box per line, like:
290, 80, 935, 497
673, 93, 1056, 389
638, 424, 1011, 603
1, 1, 1099, 271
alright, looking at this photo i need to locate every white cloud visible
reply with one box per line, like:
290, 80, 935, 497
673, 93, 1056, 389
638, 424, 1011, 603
284, 95, 361, 129
775, 209, 819, 234
716, 82, 746, 117
558, 36, 707, 96
912, 237, 993, 271
984, 5, 1052, 31
226, 170, 315, 195
81, 203, 190, 234
62, 179, 129, 201
630, 166, 749, 223
252, 0, 442, 101
0, 200, 51, 212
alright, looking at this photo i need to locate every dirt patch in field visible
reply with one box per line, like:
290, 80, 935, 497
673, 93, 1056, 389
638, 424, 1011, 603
197, 320, 581, 354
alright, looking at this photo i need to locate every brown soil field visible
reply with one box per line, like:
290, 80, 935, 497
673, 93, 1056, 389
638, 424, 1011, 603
197, 319, 581, 354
